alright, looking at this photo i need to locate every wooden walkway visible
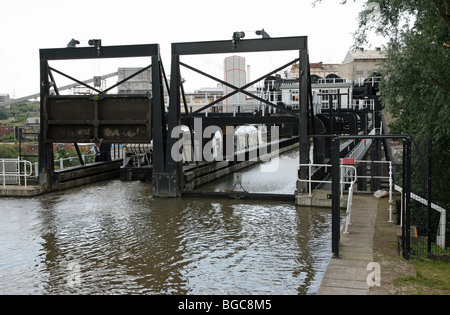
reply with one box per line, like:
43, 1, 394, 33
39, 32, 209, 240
318, 194, 379, 295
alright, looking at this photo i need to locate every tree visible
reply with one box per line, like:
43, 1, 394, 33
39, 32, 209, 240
0, 108, 8, 120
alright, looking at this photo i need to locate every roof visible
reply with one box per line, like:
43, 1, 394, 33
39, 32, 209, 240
342, 49, 387, 63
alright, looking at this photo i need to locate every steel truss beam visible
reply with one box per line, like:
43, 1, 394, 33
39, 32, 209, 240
180, 59, 300, 117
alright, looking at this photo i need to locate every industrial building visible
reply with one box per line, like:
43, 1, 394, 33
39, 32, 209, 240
117, 67, 152, 94
339, 47, 386, 83
286, 48, 386, 84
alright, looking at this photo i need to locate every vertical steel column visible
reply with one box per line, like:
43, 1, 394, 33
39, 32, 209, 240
401, 139, 406, 257
38, 57, 54, 192
152, 52, 166, 174
298, 49, 309, 192
404, 137, 412, 260
331, 137, 341, 258
153, 50, 181, 197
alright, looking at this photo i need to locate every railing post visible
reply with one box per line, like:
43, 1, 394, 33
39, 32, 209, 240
308, 164, 312, 197
2, 159, 5, 188
404, 138, 412, 260
331, 137, 341, 258
427, 138, 432, 257
16, 157, 20, 186
388, 161, 393, 223
24, 161, 27, 188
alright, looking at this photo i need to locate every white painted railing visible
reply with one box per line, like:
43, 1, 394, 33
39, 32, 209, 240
298, 164, 357, 197
343, 179, 356, 234
298, 164, 357, 234
351, 98, 374, 110
355, 160, 394, 222
1, 158, 33, 188
317, 78, 351, 84
395, 185, 446, 248
1, 147, 126, 187
55, 146, 125, 170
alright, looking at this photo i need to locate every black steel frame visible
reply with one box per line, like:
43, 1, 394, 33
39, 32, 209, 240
153, 36, 312, 197
39, 43, 165, 192
329, 134, 413, 260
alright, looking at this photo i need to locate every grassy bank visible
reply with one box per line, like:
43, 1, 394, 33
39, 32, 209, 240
394, 259, 450, 295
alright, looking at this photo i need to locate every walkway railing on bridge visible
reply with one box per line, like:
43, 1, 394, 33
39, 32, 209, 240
1, 158, 33, 188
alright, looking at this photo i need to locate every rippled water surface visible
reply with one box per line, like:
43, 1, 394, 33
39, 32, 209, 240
0, 151, 332, 295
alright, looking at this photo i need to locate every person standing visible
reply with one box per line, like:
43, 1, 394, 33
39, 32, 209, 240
84, 142, 101, 162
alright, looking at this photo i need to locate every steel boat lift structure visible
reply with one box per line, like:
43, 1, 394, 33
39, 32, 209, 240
158, 35, 313, 197
38, 35, 314, 196
38, 34, 384, 197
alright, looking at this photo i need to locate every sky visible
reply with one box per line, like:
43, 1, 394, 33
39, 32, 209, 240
0, 0, 385, 98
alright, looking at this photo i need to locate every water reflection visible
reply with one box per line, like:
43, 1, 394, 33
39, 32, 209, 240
200, 149, 300, 194
0, 151, 332, 295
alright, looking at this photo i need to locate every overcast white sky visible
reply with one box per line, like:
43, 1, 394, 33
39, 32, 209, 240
0, 0, 384, 97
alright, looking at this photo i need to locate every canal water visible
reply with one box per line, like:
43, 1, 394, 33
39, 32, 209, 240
0, 150, 332, 295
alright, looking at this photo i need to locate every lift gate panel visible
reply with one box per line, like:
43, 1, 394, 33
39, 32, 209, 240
43, 95, 152, 143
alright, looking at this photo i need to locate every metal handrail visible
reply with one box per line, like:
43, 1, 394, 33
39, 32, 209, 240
297, 163, 357, 235
395, 185, 446, 248
351, 99, 375, 110
298, 164, 357, 197
356, 160, 394, 222
55, 147, 126, 170
343, 180, 356, 234
317, 78, 351, 84
1, 158, 33, 188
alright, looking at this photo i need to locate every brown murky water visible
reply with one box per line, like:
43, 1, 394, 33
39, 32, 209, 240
0, 150, 332, 295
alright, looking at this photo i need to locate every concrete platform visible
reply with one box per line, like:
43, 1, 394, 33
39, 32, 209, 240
296, 190, 347, 208
0, 184, 42, 197
317, 195, 379, 295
